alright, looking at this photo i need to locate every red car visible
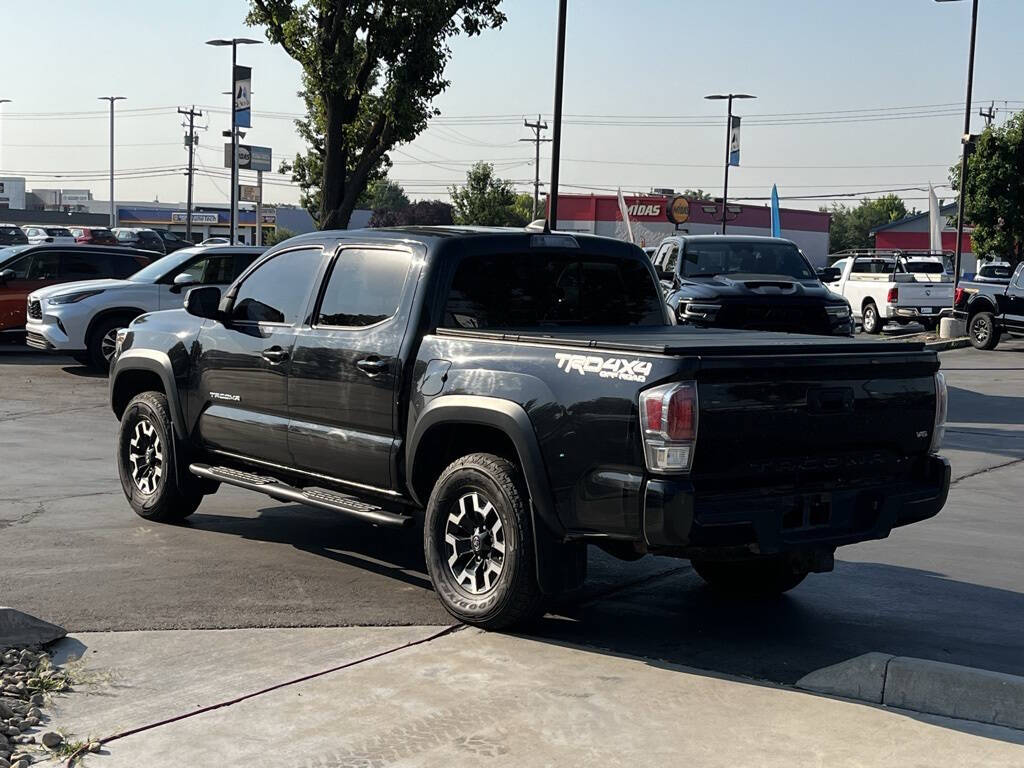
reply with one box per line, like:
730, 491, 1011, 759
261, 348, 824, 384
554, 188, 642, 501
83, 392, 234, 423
69, 226, 119, 246
0, 244, 152, 334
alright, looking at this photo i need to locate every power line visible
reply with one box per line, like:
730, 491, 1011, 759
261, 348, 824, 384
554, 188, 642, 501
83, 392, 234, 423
520, 115, 550, 218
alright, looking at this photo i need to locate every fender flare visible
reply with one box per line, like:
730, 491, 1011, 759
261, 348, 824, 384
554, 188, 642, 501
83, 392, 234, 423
85, 307, 147, 348
109, 348, 187, 440
966, 294, 997, 318
407, 395, 583, 595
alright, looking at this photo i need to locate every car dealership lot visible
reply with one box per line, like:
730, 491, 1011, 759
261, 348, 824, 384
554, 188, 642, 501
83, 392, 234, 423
1, 342, 1022, 688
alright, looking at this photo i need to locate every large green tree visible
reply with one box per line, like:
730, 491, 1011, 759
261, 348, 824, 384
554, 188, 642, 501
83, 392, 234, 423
951, 112, 1024, 266
825, 194, 908, 251
449, 162, 526, 226
248, 0, 505, 230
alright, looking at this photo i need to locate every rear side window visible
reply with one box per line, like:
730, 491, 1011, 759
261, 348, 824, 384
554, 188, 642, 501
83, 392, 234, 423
316, 248, 412, 328
231, 247, 322, 324
109, 255, 140, 279
60, 252, 109, 279
443, 252, 665, 329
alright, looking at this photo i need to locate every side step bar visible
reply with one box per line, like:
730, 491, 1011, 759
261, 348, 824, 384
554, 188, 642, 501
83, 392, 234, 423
189, 463, 413, 528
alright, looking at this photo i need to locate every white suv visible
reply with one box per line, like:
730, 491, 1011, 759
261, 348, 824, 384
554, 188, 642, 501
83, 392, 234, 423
26, 246, 264, 370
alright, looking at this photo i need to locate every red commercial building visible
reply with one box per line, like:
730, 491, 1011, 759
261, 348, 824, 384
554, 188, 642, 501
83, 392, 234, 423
550, 193, 833, 266
870, 202, 976, 274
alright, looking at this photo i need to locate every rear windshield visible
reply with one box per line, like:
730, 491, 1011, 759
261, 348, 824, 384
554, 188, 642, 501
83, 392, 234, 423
443, 252, 666, 329
903, 261, 946, 273
681, 241, 816, 281
979, 265, 1012, 279
44, 228, 72, 237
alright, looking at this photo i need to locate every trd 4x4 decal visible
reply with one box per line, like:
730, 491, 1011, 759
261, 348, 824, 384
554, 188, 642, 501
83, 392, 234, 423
554, 352, 652, 383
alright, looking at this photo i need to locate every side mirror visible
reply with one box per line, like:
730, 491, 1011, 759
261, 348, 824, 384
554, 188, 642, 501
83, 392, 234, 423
818, 267, 840, 283
656, 266, 673, 281
184, 286, 223, 320
0, 268, 14, 285
170, 272, 199, 294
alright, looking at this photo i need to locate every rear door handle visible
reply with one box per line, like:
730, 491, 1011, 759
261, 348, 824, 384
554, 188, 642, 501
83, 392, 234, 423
262, 346, 289, 363
356, 357, 389, 375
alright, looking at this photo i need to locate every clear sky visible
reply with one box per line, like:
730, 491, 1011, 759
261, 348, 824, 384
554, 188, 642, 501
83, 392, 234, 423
2, 0, 1022, 212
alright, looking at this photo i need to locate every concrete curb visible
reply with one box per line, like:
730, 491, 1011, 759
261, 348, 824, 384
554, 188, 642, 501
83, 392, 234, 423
926, 337, 971, 351
796, 653, 1024, 731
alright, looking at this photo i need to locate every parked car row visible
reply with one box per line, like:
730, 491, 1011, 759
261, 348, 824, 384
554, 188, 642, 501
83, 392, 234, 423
0, 224, 210, 256
25, 245, 264, 369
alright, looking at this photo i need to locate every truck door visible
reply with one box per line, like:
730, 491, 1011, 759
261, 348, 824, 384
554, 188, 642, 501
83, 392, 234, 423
193, 246, 325, 465
286, 245, 418, 491
1003, 263, 1024, 332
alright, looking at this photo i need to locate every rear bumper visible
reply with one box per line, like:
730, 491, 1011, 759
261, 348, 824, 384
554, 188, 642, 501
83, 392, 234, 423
888, 304, 947, 320
643, 455, 950, 555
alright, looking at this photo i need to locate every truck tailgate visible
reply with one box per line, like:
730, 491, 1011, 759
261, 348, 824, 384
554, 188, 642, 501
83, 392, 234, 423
896, 280, 953, 310
692, 350, 939, 496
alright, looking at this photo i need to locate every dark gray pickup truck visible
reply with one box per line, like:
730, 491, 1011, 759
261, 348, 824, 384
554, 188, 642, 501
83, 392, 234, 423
108, 227, 950, 629
954, 262, 1024, 349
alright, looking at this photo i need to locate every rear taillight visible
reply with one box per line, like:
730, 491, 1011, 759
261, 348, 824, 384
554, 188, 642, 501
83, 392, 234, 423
639, 381, 698, 473
954, 286, 965, 307
930, 372, 947, 454
886, 286, 899, 303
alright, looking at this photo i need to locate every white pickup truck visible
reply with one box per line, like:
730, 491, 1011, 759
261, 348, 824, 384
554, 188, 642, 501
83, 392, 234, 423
823, 253, 953, 333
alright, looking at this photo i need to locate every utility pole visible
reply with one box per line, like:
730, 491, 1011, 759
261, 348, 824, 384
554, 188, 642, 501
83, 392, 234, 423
178, 106, 204, 242
979, 101, 995, 127
98, 96, 126, 227
705, 92, 756, 234
520, 115, 551, 219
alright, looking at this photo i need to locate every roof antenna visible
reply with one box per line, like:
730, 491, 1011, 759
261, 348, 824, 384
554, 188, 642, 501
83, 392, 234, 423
545, 0, 568, 234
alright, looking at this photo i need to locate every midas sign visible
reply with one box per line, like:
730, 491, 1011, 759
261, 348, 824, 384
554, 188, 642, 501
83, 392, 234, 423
626, 203, 662, 217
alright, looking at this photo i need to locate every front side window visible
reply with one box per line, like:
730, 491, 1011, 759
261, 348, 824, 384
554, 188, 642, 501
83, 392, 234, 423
18, 253, 60, 280
231, 247, 323, 324
443, 252, 665, 329
664, 244, 680, 274
316, 248, 412, 328
1012, 263, 1024, 290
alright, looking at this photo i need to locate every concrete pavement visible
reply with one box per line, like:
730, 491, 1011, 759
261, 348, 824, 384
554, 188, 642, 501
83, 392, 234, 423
38, 627, 1024, 767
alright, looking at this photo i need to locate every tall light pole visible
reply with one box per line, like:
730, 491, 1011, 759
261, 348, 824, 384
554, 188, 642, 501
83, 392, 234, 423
206, 38, 261, 244
547, 0, 568, 230
0, 100, 11, 170
98, 96, 126, 227
705, 93, 755, 234
936, 0, 979, 287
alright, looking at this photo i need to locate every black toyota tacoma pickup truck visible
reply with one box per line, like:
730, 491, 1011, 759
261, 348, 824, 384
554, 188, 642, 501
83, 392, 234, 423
954, 262, 1024, 350
653, 235, 854, 336
109, 227, 949, 629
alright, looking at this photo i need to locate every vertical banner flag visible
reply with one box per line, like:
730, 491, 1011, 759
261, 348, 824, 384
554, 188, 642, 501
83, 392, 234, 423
928, 183, 943, 253
728, 116, 742, 166
617, 187, 635, 244
234, 65, 252, 128
770, 184, 781, 237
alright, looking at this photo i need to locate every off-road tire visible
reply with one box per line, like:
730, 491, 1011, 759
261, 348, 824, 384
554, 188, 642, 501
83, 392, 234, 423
117, 391, 202, 522
862, 301, 881, 334
969, 311, 1000, 350
424, 453, 543, 630
87, 316, 132, 372
691, 556, 808, 597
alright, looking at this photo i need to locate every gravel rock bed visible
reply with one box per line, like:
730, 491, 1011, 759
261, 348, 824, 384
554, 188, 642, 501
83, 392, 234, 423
0, 645, 96, 767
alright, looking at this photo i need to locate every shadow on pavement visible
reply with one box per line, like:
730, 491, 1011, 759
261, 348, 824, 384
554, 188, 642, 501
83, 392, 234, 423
948, 385, 1024, 426
943, 425, 1024, 461
61, 365, 107, 379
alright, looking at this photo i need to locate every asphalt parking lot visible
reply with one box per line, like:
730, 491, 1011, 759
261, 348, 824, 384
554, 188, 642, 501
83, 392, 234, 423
1, 340, 1022, 687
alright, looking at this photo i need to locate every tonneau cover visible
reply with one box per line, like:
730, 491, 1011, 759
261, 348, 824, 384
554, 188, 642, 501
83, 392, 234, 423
435, 325, 926, 357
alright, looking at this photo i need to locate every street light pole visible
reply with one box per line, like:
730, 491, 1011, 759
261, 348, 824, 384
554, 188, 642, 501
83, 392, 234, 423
98, 96, 126, 228
547, 0, 568, 230
937, 0, 979, 287
705, 92, 756, 234
206, 37, 261, 243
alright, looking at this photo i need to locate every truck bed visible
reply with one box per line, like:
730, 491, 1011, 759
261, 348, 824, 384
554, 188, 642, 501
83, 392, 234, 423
435, 325, 924, 357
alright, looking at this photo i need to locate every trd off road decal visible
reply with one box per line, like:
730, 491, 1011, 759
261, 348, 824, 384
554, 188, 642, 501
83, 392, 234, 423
554, 352, 652, 383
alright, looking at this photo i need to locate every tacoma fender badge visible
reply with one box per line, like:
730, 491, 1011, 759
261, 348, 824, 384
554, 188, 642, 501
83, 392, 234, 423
210, 391, 241, 402
554, 352, 652, 383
